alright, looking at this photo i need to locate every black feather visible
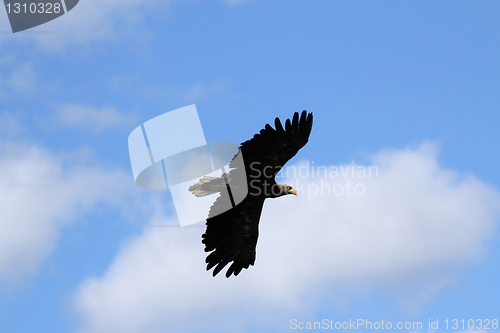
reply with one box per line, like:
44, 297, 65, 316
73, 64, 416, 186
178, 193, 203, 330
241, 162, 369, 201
199, 111, 313, 277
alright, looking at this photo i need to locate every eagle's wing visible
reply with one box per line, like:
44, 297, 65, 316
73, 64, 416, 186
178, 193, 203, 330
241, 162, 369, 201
232, 110, 313, 176
202, 190, 265, 278
202, 111, 313, 278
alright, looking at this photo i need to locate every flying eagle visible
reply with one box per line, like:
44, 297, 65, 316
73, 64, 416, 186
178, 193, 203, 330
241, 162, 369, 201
189, 111, 313, 277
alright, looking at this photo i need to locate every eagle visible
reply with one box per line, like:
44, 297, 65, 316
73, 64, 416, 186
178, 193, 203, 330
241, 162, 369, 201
189, 111, 313, 277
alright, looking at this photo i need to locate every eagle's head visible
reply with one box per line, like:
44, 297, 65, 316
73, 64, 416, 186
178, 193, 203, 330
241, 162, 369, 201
274, 184, 297, 197
286, 185, 298, 196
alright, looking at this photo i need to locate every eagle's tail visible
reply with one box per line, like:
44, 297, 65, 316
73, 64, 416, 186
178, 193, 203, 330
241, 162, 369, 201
189, 176, 226, 197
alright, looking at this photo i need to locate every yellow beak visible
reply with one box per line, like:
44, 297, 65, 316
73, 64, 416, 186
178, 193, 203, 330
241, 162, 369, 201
289, 188, 298, 196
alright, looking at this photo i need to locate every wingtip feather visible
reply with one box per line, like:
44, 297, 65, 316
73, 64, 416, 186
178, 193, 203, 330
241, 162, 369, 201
275, 117, 284, 132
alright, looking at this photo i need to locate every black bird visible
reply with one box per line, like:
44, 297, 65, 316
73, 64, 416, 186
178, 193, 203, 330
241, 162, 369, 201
189, 111, 313, 277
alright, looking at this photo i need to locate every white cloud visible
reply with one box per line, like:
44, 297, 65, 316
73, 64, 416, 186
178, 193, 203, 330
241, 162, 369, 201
0, 61, 37, 96
1, 0, 168, 52
0, 112, 27, 139
182, 81, 229, 102
0, 0, 250, 52
222, 0, 247, 6
106, 75, 231, 104
73, 142, 500, 332
52, 103, 136, 132
8, 63, 36, 93
0, 141, 135, 283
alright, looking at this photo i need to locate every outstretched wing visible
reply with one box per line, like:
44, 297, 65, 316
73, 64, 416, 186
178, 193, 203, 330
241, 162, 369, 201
202, 111, 313, 278
232, 110, 313, 176
202, 190, 265, 278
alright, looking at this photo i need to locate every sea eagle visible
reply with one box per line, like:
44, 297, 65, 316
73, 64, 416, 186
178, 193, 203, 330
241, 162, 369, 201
189, 111, 313, 277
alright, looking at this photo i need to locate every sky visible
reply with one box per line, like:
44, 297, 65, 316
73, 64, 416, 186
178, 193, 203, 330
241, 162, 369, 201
0, 1, 499, 332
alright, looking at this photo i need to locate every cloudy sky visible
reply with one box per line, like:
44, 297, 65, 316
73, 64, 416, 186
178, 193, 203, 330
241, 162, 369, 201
1, 1, 499, 332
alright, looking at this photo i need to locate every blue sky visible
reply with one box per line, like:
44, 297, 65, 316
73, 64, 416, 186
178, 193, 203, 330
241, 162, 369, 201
0, 1, 499, 332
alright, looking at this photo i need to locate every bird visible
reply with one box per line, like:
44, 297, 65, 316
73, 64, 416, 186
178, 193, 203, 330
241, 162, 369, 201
189, 110, 313, 277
